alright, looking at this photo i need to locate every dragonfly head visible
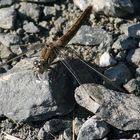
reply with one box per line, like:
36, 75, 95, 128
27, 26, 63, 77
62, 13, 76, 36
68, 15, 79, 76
33, 59, 44, 74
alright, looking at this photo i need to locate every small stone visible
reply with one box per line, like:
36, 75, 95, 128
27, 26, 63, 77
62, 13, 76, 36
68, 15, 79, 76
126, 48, 140, 66
0, 32, 22, 47
69, 25, 112, 47
0, 0, 15, 7
120, 23, 140, 39
112, 35, 138, 50
23, 22, 40, 33
0, 7, 17, 29
0, 44, 13, 59
124, 77, 140, 95
99, 52, 117, 67
19, 2, 41, 21
26, 0, 56, 2
42, 118, 71, 133
43, 6, 56, 19
77, 116, 109, 140
104, 63, 132, 85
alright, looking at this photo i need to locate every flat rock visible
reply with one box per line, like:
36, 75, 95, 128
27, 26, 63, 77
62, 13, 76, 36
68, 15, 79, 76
23, 22, 40, 33
74, 0, 134, 17
19, 2, 41, 21
77, 116, 109, 140
112, 35, 138, 50
69, 25, 112, 46
0, 32, 22, 47
104, 63, 132, 85
0, 58, 75, 122
0, 7, 17, 29
120, 23, 140, 39
126, 48, 140, 66
75, 83, 140, 130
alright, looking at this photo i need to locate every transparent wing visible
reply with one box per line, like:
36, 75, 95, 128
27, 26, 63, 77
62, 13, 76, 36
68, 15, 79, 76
0, 42, 46, 67
54, 47, 125, 92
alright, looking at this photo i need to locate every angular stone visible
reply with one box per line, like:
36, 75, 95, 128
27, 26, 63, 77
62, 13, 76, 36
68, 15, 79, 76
99, 51, 117, 67
75, 83, 140, 130
126, 48, 140, 66
0, 58, 75, 122
77, 116, 109, 140
69, 25, 112, 46
43, 6, 56, 19
0, 32, 22, 47
0, 7, 16, 29
112, 35, 138, 50
23, 22, 40, 33
120, 23, 140, 39
19, 2, 41, 21
0, 0, 15, 7
104, 63, 132, 85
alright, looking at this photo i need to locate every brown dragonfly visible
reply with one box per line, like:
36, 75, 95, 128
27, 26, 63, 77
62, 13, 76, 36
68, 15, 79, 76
0, 6, 124, 92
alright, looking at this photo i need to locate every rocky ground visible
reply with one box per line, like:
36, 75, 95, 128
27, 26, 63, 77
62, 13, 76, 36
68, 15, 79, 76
0, 0, 140, 140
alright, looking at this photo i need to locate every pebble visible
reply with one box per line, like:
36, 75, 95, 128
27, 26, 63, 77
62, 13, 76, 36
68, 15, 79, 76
19, 2, 41, 21
69, 25, 112, 47
104, 63, 132, 85
0, 7, 17, 29
23, 22, 40, 33
120, 23, 140, 39
124, 77, 140, 95
126, 48, 140, 66
43, 6, 56, 19
112, 35, 138, 50
77, 116, 109, 140
0, 32, 22, 47
99, 51, 117, 67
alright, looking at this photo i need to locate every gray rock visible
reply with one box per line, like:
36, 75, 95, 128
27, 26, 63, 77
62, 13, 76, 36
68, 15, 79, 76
23, 22, 40, 33
63, 128, 72, 140
19, 2, 41, 21
124, 77, 140, 95
0, 44, 13, 59
0, 0, 15, 7
75, 83, 140, 130
112, 35, 138, 50
43, 6, 56, 19
99, 51, 117, 67
42, 118, 71, 133
69, 25, 112, 46
120, 23, 140, 39
77, 116, 109, 140
0, 59, 75, 122
0, 32, 22, 47
74, 0, 134, 17
0, 7, 17, 29
38, 118, 71, 140
104, 63, 132, 85
126, 48, 140, 66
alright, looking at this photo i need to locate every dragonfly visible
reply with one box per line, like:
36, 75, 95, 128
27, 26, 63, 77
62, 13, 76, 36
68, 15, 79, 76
0, 5, 125, 92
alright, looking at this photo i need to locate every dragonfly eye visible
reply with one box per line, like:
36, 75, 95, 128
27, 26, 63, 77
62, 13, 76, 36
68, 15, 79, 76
33, 60, 41, 66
